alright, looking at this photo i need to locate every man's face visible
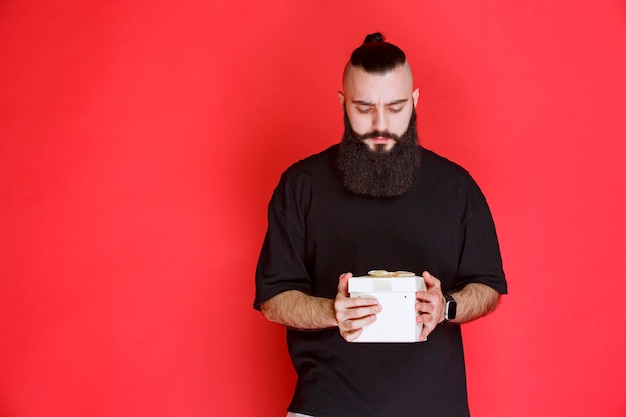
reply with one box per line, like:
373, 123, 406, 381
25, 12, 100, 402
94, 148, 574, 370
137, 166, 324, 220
339, 63, 419, 152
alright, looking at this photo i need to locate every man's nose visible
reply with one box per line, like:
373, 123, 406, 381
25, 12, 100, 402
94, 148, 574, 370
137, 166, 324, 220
372, 108, 388, 133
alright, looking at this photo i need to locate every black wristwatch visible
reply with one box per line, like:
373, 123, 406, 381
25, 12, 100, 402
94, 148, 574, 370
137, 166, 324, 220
443, 293, 457, 322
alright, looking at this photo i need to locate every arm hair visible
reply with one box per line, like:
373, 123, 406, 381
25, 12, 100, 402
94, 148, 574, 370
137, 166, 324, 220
449, 283, 501, 324
260, 290, 338, 330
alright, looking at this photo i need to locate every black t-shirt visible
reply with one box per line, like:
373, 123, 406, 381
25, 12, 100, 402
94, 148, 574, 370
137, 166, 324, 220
255, 145, 507, 417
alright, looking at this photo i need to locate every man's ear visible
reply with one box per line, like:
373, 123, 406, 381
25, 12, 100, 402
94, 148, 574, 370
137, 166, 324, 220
338, 91, 345, 109
412, 88, 420, 108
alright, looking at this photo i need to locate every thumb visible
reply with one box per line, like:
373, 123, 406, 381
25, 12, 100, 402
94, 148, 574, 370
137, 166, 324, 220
338, 272, 353, 297
421, 271, 440, 290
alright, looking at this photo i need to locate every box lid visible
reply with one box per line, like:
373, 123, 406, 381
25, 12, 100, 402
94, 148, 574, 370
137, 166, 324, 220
348, 276, 425, 293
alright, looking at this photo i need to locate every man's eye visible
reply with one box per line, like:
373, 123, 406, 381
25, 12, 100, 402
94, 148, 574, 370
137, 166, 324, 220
357, 107, 372, 114
388, 107, 402, 113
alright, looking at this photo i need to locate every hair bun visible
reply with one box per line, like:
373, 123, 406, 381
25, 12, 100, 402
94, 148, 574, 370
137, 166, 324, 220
363, 32, 385, 43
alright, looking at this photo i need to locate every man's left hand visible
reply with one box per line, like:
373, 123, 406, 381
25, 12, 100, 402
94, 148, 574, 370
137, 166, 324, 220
415, 271, 446, 341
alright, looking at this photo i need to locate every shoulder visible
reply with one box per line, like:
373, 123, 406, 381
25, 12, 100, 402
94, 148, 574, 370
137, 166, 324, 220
269, 145, 339, 208
416, 147, 489, 209
280, 145, 338, 184
285, 145, 337, 172
420, 147, 469, 176
418, 147, 476, 186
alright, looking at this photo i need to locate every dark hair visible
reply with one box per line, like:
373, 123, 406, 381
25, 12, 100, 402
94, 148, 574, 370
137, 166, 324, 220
350, 32, 406, 74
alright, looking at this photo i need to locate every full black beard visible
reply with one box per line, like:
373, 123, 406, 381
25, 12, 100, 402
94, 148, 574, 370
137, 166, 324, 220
336, 109, 421, 197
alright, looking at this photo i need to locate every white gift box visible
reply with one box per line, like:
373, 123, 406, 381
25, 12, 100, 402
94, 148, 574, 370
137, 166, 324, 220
348, 273, 426, 343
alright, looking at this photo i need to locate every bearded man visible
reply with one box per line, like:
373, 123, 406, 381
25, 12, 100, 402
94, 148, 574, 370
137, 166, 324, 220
254, 33, 507, 417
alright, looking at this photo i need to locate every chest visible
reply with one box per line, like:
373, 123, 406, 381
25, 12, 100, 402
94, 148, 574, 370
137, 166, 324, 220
304, 176, 465, 276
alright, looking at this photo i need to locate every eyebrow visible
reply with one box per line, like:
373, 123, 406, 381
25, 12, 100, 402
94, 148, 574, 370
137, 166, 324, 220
351, 99, 409, 106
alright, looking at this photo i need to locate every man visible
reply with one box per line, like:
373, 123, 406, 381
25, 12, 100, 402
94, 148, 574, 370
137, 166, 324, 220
254, 32, 507, 417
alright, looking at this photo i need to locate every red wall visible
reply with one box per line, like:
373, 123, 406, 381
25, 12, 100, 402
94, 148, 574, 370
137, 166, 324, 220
1, 1, 625, 416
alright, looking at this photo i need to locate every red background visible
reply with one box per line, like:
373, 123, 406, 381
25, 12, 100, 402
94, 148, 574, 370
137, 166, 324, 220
1, 1, 626, 416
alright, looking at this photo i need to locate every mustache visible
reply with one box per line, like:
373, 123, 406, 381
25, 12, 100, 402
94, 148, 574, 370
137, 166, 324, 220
351, 130, 404, 142
345, 110, 417, 144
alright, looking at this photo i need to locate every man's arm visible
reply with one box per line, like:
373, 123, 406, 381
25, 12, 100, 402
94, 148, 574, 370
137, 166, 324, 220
261, 290, 337, 329
260, 273, 381, 341
449, 282, 500, 323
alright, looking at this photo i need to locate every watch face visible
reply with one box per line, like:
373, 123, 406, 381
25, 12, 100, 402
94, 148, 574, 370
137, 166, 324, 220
447, 300, 457, 320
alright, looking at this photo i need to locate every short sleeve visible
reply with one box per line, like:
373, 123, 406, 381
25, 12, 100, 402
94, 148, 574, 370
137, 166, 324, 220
454, 175, 508, 294
253, 169, 314, 310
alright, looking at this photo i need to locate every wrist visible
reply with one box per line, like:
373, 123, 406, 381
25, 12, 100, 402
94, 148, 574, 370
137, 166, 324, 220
329, 297, 340, 327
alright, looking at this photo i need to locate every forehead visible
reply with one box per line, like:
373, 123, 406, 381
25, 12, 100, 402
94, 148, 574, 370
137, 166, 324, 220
343, 63, 414, 102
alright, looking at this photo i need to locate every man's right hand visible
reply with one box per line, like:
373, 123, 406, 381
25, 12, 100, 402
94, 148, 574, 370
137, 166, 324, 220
334, 272, 381, 342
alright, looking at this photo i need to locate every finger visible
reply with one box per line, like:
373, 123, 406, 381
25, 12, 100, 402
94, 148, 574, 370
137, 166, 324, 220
348, 303, 382, 319
415, 289, 438, 303
340, 313, 377, 334
336, 303, 381, 327
337, 296, 380, 310
417, 312, 439, 341
419, 320, 436, 342
421, 271, 441, 290
414, 297, 435, 315
342, 328, 363, 342
335, 295, 379, 328
337, 272, 352, 297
